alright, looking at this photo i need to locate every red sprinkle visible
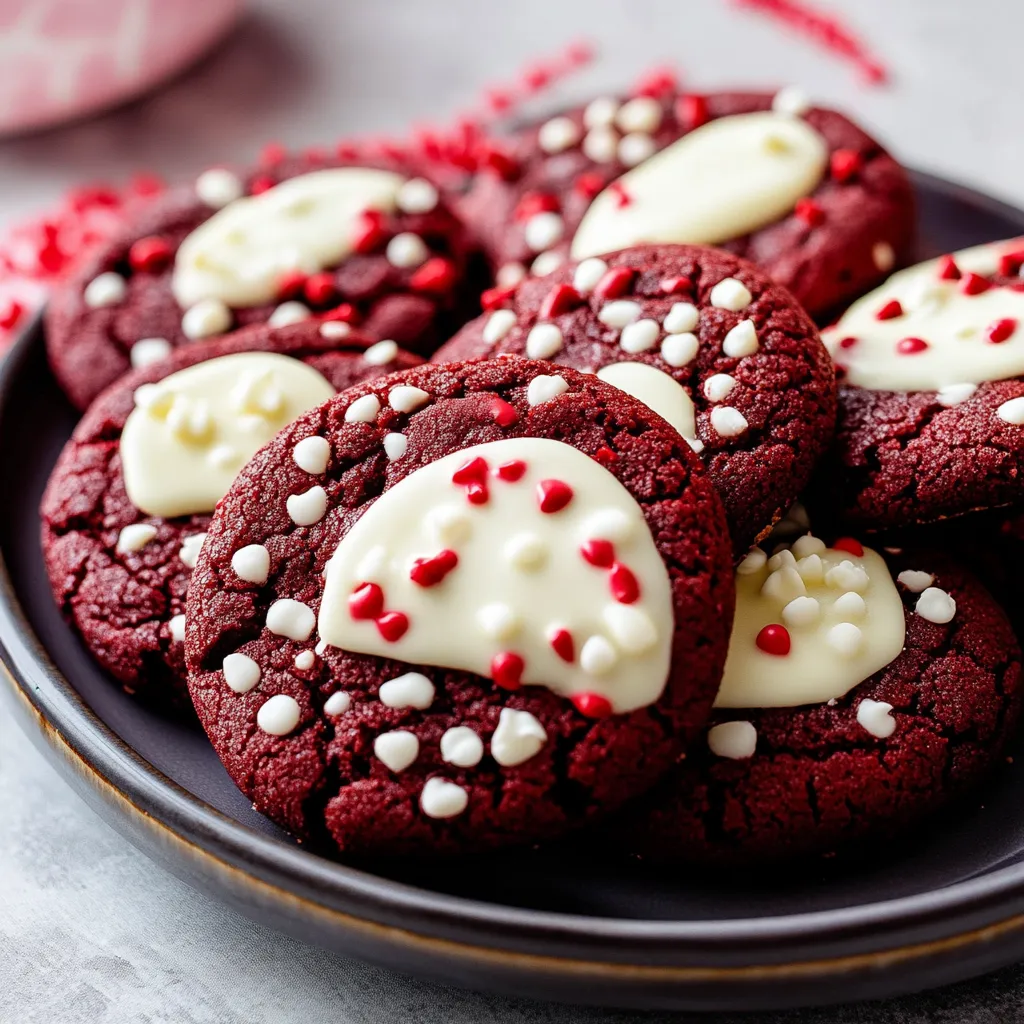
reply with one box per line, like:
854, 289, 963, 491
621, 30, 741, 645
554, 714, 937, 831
495, 460, 527, 482
875, 298, 904, 321
633, 66, 679, 98
491, 651, 524, 690
580, 539, 615, 568
303, 272, 336, 306
594, 266, 636, 300
573, 171, 605, 199
259, 142, 287, 166
594, 445, 618, 465
490, 397, 519, 427
409, 549, 459, 587
276, 270, 307, 299
128, 236, 172, 273
572, 691, 613, 718
376, 611, 410, 642
410, 257, 457, 294
481, 284, 517, 311
322, 303, 359, 324
514, 192, 560, 221
349, 582, 384, 620
832, 537, 864, 556
960, 272, 992, 296
830, 149, 862, 183
676, 94, 708, 130
540, 283, 583, 318
0, 300, 24, 331
609, 563, 640, 604
794, 197, 825, 227
249, 174, 276, 196
838, 336, 858, 350
755, 624, 791, 657
659, 275, 692, 296
452, 456, 489, 485
549, 628, 575, 663
480, 146, 520, 181
352, 210, 387, 254
998, 250, 1024, 277
896, 337, 928, 355
537, 479, 573, 513
466, 482, 489, 505
609, 182, 632, 208
987, 318, 1018, 344
937, 254, 961, 281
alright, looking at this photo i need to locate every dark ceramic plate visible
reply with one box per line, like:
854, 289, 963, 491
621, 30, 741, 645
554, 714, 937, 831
5, 172, 1024, 1013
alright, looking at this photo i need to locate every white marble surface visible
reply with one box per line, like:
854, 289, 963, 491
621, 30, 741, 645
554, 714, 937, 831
4, 1, 1024, 1020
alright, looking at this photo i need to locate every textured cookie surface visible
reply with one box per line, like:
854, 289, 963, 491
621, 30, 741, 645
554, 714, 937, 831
437, 244, 836, 552
625, 545, 1022, 864
40, 322, 420, 709
46, 154, 472, 410
458, 89, 914, 320
184, 357, 735, 856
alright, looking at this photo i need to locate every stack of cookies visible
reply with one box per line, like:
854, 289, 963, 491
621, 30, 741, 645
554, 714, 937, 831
38, 83, 1024, 864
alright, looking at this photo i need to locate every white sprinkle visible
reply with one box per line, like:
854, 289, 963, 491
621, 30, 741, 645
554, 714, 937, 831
83, 272, 126, 309
396, 177, 439, 214
580, 635, 618, 675
266, 599, 315, 641
663, 302, 699, 334
618, 132, 656, 167
195, 167, 244, 207
293, 436, 330, 474
783, 595, 820, 628
379, 672, 435, 710
873, 241, 896, 272
527, 374, 569, 407
737, 548, 767, 575
916, 587, 957, 624
496, 262, 527, 287
538, 115, 582, 154
703, 373, 736, 402
710, 406, 748, 438
660, 332, 698, 368
345, 393, 381, 423
257, 694, 301, 736
825, 560, 870, 593
420, 777, 468, 819
504, 533, 547, 571
293, 650, 316, 670
857, 699, 896, 739
363, 340, 398, 365
602, 604, 658, 654
707, 720, 757, 759
827, 622, 863, 657
997, 397, 1024, 425
524, 212, 565, 253
898, 569, 935, 593
130, 337, 171, 369
722, 320, 759, 358
833, 591, 867, 621
223, 652, 260, 694
117, 523, 157, 554
287, 485, 328, 526
598, 300, 643, 329
772, 85, 812, 117
573, 257, 608, 294
232, 544, 270, 584
620, 318, 660, 354
483, 309, 517, 345
531, 250, 564, 277
267, 301, 310, 327
526, 323, 564, 359
182, 298, 231, 339
178, 532, 207, 569
791, 535, 826, 558
477, 603, 522, 641
710, 278, 753, 312
616, 96, 663, 134
383, 432, 408, 460
490, 707, 548, 766
386, 232, 429, 268
582, 126, 619, 163
374, 731, 419, 773
324, 691, 351, 715
936, 383, 977, 407
320, 320, 352, 340
440, 726, 485, 768
584, 96, 619, 128
389, 385, 430, 413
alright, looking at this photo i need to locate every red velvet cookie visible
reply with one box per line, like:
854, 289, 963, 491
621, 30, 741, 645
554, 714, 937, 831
817, 240, 1024, 531
40, 321, 420, 709
435, 244, 836, 552
184, 357, 735, 856
624, 537, 1022, 864
457, 88, 914, 320
46, 154, 473, 410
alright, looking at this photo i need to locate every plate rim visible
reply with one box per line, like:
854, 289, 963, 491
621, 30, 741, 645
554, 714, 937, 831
7, 169, 1024, 988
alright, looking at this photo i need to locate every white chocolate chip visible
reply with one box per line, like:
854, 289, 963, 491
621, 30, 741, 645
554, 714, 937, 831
573, 258, 608, 294
833, 591, 867, 622
710, 278, 753, 312
130, 337, 172, 369
936, 383, 977, 407
916, 587, 956, 624
602, 604, 658, 653
526, 323, 564, 359
344, 393, 381, 423
232, 544, 270, 584
266, 599, 315, 641
267, 301, 310, 327
530, 250, 564, 277
117, 523, 157, 554
584, 96, 619, 128
581, 508, 635, 544
287, 485, 328, 526
324, 691, 351, 715
396, 177, 439, 214
427, 505, 472, 546
504, 533, 547, 571
483, 309, 517, 345
872, 241, 896, 272
168, 614, 186, 643
660, 332, 698, 367
379, 672, 435, 710
497, 262, 527, 287
580, 635, 618, 675
997, 397, 1024, 425
389, 385, 430, 413
293, 436, 330, 474
582, 126, 619, 163
825, 560, 870, 593
195, 167, 244, 208
257, 694, 301, 736
737, 548, 767, 575
857, 698, 896, 738
619, 319, 660, 354
477, 603, 522, 641
490, 707, 548, 766
761, 566, 806, 603
527, 374, 569, 406
524, 212, 565, 252
374, 731, 419, 773
83, 272, 127, 309
710, 406, 748, 438
294, 650, 315, 671
791, 535, 826, 558
383, 432, 408, 460
223, 652, 260, 694
772, 85, 812, 117
768, 549, 796, 571
538, 115, 582, 154
440, 726, 484, 767
722, 319, 759, 358
827, 622, 863, 657
616, 96, 663, 134
707, 720, 757, 759
320, 321, 351, 340
420, 777, 468, 818
182, 298, 231, 340
703, 373, 736, 402
897, 570, 935, 593
795, 553, 824, 584
598, 300, 642, 329
618, 132, 656, 167
386, 232, 429, 268
178, 532, 206, 569
663, 302, 699, 334
363, 340, 398, 365
782, 595, 820, 628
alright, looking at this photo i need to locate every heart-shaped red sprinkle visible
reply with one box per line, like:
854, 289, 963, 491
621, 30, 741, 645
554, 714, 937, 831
409, 549, 458, 587
376, 611, 409, 642
348, 582, 384, 620
537, 478, 573, 513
